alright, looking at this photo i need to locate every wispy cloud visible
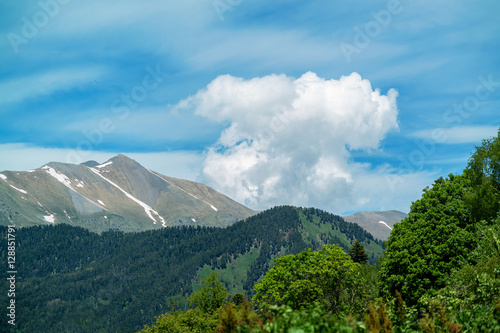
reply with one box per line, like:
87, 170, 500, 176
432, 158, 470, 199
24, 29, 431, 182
0, 67, 106, 106
412, 126, 500, 144
187, 29, 341, 71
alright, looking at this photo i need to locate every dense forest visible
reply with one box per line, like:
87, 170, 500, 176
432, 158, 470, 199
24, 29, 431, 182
0, 206, 381, 332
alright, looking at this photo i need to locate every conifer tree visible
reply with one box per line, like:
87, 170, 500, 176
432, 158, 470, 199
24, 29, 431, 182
348, 239, 368, 264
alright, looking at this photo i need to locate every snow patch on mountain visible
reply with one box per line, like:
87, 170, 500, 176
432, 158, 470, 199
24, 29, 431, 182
90, 168, 166, 227
378, 221, 392, 230
96, 161, 113, 168
0, 174, 7, 180
98, 200, 106, 206
43, 214, 55, 223
10, 185, 27, 194
43, 166, 74, 189
43, 166, 106, 210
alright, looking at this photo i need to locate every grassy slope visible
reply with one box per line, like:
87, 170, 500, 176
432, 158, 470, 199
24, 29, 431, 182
193, 207, 384, 297
193, 247, 260, 295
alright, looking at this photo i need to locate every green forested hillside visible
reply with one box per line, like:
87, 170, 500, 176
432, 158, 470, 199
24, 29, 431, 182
0, 206, 382, 332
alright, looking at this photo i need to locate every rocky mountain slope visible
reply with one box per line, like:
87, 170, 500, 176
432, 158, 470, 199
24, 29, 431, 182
343, 210, 408, 241
0, 154, 255, 232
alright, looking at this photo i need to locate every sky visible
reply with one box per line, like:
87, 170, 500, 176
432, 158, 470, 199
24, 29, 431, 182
1, 0, 499, 215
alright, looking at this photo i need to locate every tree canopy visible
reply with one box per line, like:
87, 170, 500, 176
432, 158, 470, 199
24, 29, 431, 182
252, 244, 371, 318
464, 128, 500, 223
378, 174, 477, 305
188, 272, 229, 314
379, 130, 500, 306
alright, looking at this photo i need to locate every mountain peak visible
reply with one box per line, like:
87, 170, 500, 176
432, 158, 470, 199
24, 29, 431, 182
0, 154, 255, 232
114, 153, 132, 160
100, 154, 143, 172
109, 154, 138, 165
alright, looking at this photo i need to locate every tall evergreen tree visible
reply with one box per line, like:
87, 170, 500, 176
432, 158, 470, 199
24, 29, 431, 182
348, 239, 368, 264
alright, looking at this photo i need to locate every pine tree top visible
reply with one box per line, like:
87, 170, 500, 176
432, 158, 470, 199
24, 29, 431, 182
348, 239, 369, 264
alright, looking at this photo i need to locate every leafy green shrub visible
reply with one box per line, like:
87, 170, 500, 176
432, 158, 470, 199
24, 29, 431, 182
262, 304, 366, 333
139, 308, 220, 333
253, 245, 372, 318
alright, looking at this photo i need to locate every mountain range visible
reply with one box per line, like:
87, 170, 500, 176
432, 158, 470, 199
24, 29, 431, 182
0, 154, 407, 239
0, 154, 255, 233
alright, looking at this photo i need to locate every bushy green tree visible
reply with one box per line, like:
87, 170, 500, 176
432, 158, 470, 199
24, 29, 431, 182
189, 272, 229, 314
464, 128, 500, 223
252, 245, 371, 318
441, 215, 500, 309
138, 308, 219, 333
379, 129, 500, 306
378, 174, 477, 305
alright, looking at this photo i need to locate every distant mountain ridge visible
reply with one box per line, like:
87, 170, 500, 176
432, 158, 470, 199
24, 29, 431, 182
0, 154, 256, 232
343, 210, 408, 241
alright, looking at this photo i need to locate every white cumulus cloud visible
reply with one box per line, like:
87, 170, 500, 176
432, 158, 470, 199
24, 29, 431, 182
176, 72, 401, 212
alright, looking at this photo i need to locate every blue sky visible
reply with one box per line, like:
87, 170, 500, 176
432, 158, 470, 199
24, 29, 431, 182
1, 0, 499, 214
